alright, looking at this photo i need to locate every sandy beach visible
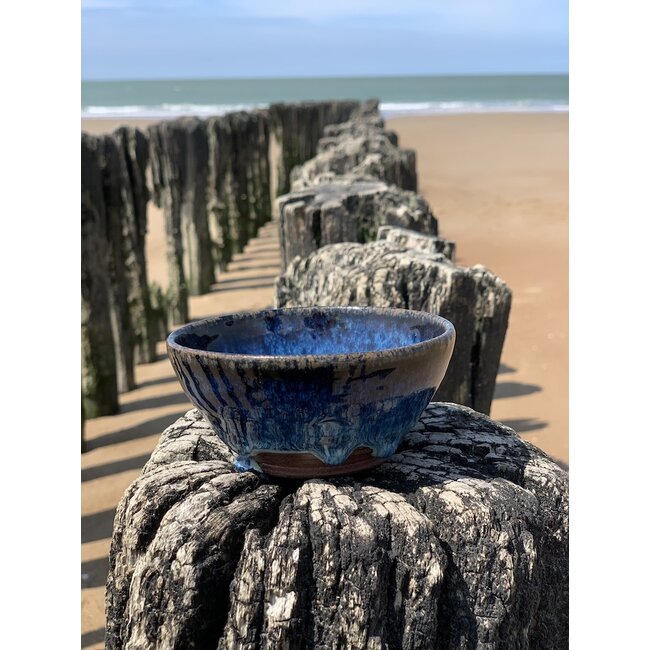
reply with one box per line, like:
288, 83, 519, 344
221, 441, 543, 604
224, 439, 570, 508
388, 113, 568, 463
81, 112, 568, 646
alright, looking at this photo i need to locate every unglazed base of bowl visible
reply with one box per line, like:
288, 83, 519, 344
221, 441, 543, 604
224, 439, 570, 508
254, 447, 385, 479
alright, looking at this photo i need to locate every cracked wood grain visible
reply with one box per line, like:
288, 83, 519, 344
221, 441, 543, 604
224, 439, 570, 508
277, 182, 439, 271
276, 242, 511, 415
106, 403, 567, 649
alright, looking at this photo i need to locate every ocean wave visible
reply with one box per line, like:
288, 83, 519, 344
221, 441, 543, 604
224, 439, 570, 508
81, 103, 263, 118
81, 100, 568, 119
379, 100, 569, 116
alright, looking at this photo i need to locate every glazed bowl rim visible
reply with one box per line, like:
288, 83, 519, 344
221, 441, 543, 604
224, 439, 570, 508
167, 306, 455, 368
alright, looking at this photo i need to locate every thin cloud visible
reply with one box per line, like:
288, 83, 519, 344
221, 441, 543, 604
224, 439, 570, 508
82, 0, 197, 9
82, 0, 132, 9
220, 0, 549, 23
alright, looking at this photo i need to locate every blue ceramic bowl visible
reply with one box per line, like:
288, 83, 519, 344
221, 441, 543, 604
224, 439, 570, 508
167, 306, 455, 478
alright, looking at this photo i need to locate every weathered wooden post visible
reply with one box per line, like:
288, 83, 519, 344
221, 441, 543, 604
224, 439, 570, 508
81, 134, 118, 417
320, 114, 399, 147
240, 110, 273, 239
376, 225, 456, 261
148, 122, 190, 325
105, 404, 568, 649
290, 123, 418, 192
268, 100, 362, 197
225, 112, 257, 254
100, 134, 136, 393
253, 110, 272, 233
81, 391, 86, 452
206, 114, 231, 271
149, 117, 219, 323
277, 181, 440, 270
111, 126, 158, 364
277, 241, 511, 415
207, 111, 274, 270
177, 117, 214, 296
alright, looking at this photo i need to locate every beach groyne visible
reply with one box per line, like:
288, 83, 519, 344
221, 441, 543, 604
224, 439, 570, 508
147, 111, 277, 317
274, 107, 511, 414
81, 98, 511, 420
81, 101, 366, 423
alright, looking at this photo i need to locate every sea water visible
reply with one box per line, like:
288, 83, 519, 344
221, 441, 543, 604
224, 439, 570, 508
81, 74, 568, 119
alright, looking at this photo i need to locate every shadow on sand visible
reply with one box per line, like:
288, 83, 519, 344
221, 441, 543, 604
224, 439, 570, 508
82, 508, 116, 544
81, 628, 105, 648
82, 453, 153, 483
208, 280, 276, 294
493, 381, 542, 399
82, 556, 110, 590
133, 374, 177, 390
226, 262, 282, 272
84, 410, 189, 451
241, 243, 281, 253
213, 272, 280, 285
119, 391, 190, 414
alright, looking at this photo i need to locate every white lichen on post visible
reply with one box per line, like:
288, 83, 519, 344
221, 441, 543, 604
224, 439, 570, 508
276, 241, 512, 415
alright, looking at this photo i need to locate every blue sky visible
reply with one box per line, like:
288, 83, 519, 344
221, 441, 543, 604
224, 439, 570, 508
81, 0, 568, 80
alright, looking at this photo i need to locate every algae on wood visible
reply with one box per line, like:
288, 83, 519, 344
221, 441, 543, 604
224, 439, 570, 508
148, 122, 190, 324
111, 126, 158, 363
149, 117, 214, 304
81, 134, 119, 417
100, 135, 136, 392
207, 111, 273, 270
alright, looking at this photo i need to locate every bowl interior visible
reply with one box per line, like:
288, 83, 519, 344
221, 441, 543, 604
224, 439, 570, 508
171, 308, 448, 357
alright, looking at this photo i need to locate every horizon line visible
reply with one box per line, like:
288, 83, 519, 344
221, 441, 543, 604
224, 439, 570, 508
82, 71, 569, 84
